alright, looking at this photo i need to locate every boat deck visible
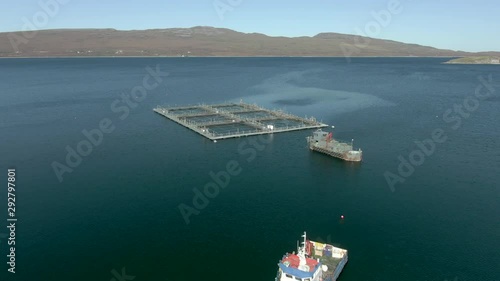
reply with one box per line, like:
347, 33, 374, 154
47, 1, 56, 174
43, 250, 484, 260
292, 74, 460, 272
308, 240, 349, 281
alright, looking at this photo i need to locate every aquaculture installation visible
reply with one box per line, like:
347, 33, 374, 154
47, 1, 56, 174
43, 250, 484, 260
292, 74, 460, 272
154, 102, 328, 141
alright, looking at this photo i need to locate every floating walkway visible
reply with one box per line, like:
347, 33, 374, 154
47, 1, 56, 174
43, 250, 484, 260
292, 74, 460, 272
154, 102, 328, 140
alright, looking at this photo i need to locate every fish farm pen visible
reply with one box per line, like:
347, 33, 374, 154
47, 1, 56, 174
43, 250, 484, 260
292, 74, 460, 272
154, 102, 328, 141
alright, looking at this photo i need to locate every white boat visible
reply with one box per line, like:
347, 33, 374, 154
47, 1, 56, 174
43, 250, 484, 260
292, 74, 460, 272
276, 232, 348, 281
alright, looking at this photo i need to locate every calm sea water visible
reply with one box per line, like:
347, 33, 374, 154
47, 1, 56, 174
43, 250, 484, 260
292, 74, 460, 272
0, 57, 499, 281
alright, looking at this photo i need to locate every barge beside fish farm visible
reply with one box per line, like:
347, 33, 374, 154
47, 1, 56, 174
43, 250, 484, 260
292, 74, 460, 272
307, 129, 362, 162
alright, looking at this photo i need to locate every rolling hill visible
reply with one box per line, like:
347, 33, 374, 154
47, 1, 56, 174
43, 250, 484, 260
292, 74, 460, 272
1, 26, 498, 58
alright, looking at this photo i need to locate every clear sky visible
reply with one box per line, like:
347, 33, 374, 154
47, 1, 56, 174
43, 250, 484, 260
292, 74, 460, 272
1, 0, 499, 52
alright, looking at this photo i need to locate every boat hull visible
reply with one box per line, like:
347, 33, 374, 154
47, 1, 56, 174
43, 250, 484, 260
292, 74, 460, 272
309, 144, 362, 162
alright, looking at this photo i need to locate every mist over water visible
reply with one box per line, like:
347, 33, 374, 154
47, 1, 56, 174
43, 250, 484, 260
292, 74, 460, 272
0, 57, 498, 281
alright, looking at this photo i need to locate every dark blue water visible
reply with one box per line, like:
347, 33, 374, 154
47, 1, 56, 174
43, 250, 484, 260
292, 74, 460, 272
0, 58, 499, 281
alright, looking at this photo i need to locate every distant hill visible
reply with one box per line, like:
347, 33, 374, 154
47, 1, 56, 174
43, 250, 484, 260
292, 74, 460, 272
444, 56, 500, 64
0, 26, 498, 58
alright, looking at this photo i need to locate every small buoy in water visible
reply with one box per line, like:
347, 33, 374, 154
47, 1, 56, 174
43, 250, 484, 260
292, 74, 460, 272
213, 140, 217, 143
340, 215, 345, 219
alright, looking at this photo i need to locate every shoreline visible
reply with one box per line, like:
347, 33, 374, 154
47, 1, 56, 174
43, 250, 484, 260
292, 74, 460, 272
0, 55, 458, 59
443, 62, 500, 65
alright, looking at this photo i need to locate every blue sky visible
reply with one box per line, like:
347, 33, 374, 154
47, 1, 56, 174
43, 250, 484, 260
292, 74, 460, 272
1, 0, 499, 52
